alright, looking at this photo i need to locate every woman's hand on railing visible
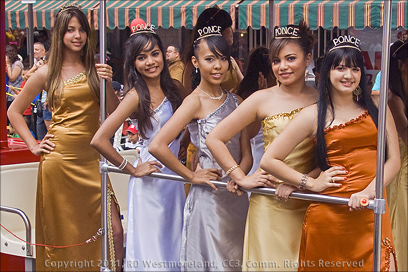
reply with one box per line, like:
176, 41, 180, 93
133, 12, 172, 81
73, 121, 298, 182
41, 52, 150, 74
276, 184, 297, 201
190, 165, 221, 190
235, 170, 276, 190
131, 158, 162, 177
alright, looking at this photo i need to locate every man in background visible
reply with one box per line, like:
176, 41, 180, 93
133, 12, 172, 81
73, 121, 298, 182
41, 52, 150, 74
166, 45, 184, 83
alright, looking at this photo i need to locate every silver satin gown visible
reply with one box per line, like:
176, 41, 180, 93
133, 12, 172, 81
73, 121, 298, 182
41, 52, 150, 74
181, 92, 249, 271
125, 98, 186, 271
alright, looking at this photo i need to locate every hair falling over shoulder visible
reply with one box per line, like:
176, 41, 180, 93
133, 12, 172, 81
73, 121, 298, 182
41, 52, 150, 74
46, 5, 99, 111
315, 46, 380, 170
122, 32, 182, 139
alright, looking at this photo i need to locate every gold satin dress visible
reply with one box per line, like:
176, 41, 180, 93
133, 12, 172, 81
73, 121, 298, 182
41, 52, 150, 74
35, 73, 117, 271
298, 111, 395, 271
387, 137, 407, 271
242, 108, 317, 271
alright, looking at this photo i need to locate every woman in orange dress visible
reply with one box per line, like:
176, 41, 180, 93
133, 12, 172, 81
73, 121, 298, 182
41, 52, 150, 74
260, 35, 400, 271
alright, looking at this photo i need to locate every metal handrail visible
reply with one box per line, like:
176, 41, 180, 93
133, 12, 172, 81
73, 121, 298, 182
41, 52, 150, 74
102, 164, 377, 210
0, 205, 33, 256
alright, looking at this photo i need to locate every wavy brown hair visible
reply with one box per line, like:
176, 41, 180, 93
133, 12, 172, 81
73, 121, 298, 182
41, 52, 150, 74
46, 5, 99, 111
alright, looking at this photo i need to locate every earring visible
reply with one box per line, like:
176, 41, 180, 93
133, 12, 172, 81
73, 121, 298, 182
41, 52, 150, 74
276, 78, 280, 87
195, 67, 198, 74
353, 85, 362, 101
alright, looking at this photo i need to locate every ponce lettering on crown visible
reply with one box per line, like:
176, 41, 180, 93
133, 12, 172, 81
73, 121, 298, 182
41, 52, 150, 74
131, 23, 155, 33
275, 26, 299, 37
198, 25, 222, 37
333, 35, 361, 48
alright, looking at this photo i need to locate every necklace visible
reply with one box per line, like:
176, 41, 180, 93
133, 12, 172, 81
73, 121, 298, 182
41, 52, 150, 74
197, 86, 224, 100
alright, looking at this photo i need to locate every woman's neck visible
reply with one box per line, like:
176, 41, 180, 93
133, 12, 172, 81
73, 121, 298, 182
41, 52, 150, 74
62, 50, 83, 67
197, 81, 222, 96
279, 78, 307, 95
144, 76, 161, 90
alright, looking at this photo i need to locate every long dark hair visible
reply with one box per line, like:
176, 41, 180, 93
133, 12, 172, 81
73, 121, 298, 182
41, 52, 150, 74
316, 46, 379, 170
389, 39, 408, 117
237, 46, 274, 100
123, 32, 182, 139
191, 35, 232, 90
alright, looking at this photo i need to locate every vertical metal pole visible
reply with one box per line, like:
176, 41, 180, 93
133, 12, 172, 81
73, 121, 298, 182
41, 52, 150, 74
27, 3, 34, 68
373, 0, 392, 271
99, 0, 110, 271
269, 0, 274, 37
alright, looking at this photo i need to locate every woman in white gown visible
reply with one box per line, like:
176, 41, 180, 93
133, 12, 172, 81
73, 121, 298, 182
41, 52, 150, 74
91, 21, 189, 271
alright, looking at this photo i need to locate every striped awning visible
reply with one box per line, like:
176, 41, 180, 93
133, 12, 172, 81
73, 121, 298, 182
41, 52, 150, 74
5, 0, 240, 30
6, 0, 408, 30
239, 0, 408, 30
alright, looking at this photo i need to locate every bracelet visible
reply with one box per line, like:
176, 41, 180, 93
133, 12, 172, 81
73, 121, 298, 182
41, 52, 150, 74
118, 158, 128, 170
225, 164, 239, 175
298, 174, 309, 190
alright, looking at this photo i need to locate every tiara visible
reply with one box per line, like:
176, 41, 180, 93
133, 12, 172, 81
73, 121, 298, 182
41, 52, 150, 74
328, 35, 361, 53
130, 23, 156, 36
195, 25, 222, 42
392, 34, 408, 57
274, 26, 301, 39
56, 4, 82, 17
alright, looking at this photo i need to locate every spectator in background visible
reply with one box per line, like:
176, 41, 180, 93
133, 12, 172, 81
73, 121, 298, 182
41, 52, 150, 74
23, 42, 47, 81
5, 45, 24, 125
371, 71, 381, 96
122, 124, 142, 153
166, 45, 184, 83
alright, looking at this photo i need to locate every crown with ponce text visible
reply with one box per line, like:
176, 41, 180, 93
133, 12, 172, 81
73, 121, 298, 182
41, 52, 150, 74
130, 18, 156, 36
195, 25, 223, 42
327, 35, 362, 53
274, 25, 301, 39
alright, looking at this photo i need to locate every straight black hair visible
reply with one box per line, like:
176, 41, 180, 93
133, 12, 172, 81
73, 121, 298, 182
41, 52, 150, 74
316, 47, 380, 170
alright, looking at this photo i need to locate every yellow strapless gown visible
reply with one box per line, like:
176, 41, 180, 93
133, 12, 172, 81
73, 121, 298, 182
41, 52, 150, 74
35, 73, 117, 271
387, 137, 407, 271
242, 108, 316, 271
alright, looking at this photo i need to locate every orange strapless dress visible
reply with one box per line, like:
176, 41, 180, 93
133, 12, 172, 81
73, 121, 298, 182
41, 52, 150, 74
298, 111, 396, 271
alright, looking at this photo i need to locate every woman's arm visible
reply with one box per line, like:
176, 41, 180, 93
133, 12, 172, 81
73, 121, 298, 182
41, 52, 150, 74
259, 105, 344, 192
7, 65, 52, 154
237, 126, 253, 175
6, 61, 22, 82
95, 63, 119, 115
91, 90, 161, 177
149, 94, 219, 189
206, 92, 274, 189
388, 93, 407, 145
348, 106, 401, 210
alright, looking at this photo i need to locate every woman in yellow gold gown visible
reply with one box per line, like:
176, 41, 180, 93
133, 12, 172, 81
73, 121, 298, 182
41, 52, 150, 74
387, 38, 408, 271
8, 5, 124, 271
